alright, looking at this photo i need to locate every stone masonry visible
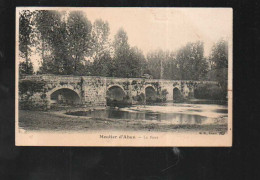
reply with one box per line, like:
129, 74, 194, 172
19, 75, 218, 109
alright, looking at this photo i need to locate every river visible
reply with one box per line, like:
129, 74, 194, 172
66, 102, 228, 126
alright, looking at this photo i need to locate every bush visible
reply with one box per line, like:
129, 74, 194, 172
19, 80, 48, 110
132, 93, 145, 103
194, 84, 226, 100
19, 80, 46, 95
106, 97, 131, 107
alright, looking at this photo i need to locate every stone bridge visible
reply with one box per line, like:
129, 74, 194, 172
19, 75, 218, 109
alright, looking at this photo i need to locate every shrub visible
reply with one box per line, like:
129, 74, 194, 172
161, 89, 168, 102
19, 80, 48, 110
194, 84, 226, 100
19, 80, 46, 95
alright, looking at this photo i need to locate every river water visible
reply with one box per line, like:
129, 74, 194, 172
66, 102, 228, 125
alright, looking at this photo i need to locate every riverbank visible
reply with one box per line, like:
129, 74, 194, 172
185, 99, 228, 105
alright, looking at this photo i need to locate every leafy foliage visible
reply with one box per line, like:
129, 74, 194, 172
91, 19, 112, 76
207, 39, 228, 98
128, 46, 147, 77
19, 10, 34, 74
194, 84, 224, 100
209, 39, 228, 69
91, 19, 111, 60
34, 10, 93, 75
35, 10, 71, 74
146, 50, 164, 79
67, 11, 93, 74
19, 9, 228, 100
146, 42, 208, 81
146, 50, 178, 80
19, 80, 46, 95
175, 41, 208, 80
91, 52, 113, 76
112, 28, 131, 77
19, 61, 33, 76
110, 28, 147, 78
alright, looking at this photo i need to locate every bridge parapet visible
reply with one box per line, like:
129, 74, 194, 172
20, 75, 218, 85
20, 75, 83, 82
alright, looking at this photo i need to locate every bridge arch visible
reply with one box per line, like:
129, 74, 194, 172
47, 85, 81, 106
106, 85, 127, 107
173, 87, 182, 102
106, 84, 126, 94
145, 85, 157, 103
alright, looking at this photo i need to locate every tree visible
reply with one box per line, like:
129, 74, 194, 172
208, 39, 228, 98
91, 19, 111, 60
35, 10, 93, 75
37, 56, 56, 74
175, 41, 208, 80
209, 39, 228, 69
35, 10, 72, 74
91, 19, 112, 76
128, 47, 147, 77
19, 10, 34, 74
146, 50, 165, 79
146, 50, 179, 80
67, 11, 93, 75
91, 52, 113, 76
112, 28, 131, 77
161, 51, 179, 80
112, 28, 147, 78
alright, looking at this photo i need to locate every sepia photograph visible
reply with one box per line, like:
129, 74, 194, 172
15, 7, 232, 146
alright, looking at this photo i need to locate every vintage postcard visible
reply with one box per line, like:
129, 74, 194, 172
15, 7, 232, 146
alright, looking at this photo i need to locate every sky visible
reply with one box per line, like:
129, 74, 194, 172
18, 7, 232, 71
80, 8, 232, 56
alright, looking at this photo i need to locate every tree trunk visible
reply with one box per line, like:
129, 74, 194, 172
25, 50, 29, 74
42, 39, 45, 60
160, 59, 163, 79
74, 56, 78, 74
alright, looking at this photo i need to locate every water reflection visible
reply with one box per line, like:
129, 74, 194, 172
67, 109, 213, 125
66, 101, 228, 125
